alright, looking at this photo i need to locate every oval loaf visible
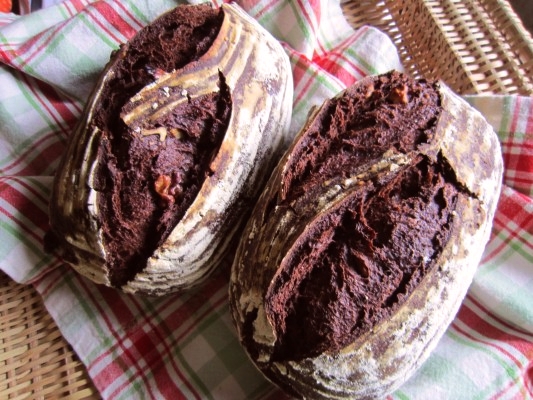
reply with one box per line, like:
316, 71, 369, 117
47, 3, 293, 295
229, 71, 503, 399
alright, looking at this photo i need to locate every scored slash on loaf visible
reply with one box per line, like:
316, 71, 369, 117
46, 3, 293, 295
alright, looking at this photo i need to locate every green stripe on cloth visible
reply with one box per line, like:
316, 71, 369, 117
175, 304, 274, 399
392, 391, 411, 400
126, 2, 158, 25
77, 13, 120, 50
287, 0, 313, 49
248, 0, 288, 43
43, 272, 151, 399
0, 219, 53, 280
18, 78, 70, 132
447, 328, 523, 398
51, 274, 119, 361
415, 352, 480, 395
0, 176, 54, 283
342, 28, 384, 75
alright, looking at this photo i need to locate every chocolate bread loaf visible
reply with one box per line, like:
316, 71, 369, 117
229, 71, 503, 399
47, 3, 293, 295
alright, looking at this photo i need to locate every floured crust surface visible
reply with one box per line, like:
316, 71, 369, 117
46, 3, 293, 295
229, 71, 503, 399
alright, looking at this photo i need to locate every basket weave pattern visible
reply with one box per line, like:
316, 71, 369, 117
1, 1, 532, 398
342, 0, 533, 94
0, 272, 97, 399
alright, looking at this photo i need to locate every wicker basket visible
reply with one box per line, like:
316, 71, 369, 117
0, 272, 97, 399
342, 0, 533, 94
1, 1, 532, 398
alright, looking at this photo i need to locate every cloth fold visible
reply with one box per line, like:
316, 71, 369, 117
1, 1, 532, 399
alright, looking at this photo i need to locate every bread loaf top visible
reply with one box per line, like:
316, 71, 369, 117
229, 71, 503, 399
93, 5, 228, 288
267, 72, 448, 361
47, 3, 294, 295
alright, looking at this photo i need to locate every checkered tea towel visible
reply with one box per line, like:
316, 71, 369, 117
1, 1, 532, 399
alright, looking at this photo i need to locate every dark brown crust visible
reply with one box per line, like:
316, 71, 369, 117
47, 3, 294, 294
255, 71, 463, 361
229, 71, 503, 399
71, 5, 230, 287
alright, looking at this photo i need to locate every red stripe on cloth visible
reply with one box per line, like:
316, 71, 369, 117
19, 73, 80, 135
124, 294, 198, 399
314, 38, 368, 87
489, 378, 528, 400
313, 25, 367, 86
151, 367, 188, 400
86, 1, 140, 45
315, 53, 364, 87
290, 52, 311, 91
0, 202, 43, 243
31, 77, 81, 133
7, 24, 67, 70
28, 259, 63, 285
502, 97, 533, 189
9, 176, 48, 206
500, 139, 533, 193
308, 0, 321, 26
481, 186, 533, 264
468, 299, 533, 400
454, 301, 533, 370
488, 353, 533, 399
0, 73, 80, 175
0, 48, 13, 63
0, 178, 49, 235
83, 275, 225, 399
291, 55, 324, 105
466, 294, 533, 341
104, 0, 145, 37
31, 260, 70, 294
106, 332, 168, 400
130, 274, 231, 398
83, 287, 174, 400
480, 206, 509, 265
24, 259, 64, 289
103, 293, 226, 400
296, 0, 326, 56
526, 97, 533, 136
77, 279, 150, 398
526, 363, 533, 397
66, 0, 93, 15
173, 282, 227, 344
245, 0, 279, 19
329, 23, 367, 52
156, 276, 227, 338
497, 190, 530, 223
508, 96, 524, 137
450, 319, 528, 399
0, 132, 64, 176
